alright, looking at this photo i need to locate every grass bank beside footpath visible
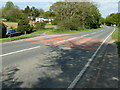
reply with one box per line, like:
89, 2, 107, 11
112, 27, 120, 56
0, 27, 102, 43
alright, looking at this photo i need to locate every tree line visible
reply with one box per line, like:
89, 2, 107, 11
1, 1, 55, 22
105, 13, 120, 26
0, 1, 56, 35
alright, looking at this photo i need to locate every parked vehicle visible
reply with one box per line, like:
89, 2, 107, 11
6, 29, 22, 37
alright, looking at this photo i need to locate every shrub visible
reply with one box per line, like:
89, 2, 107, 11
0, 23, 7, 38
35, 22, 46, 30
51, 19, 58, 25
17, 19, 33, 34
57, 18, 81, 30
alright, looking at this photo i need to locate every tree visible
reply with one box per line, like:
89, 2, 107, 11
24, 6, 31, 14
105, 13, 119, 26
35, 22, 46, 30
17, 19, 33, 34
0, 23, 7, 38
50, 2, 101, 30
100, 17, 105, 25
31, 6, 35, 12
31, 8, 40, 17
43, 11, 55, 18
5, 1, 14, 9
0, 8, 2, 18
2, 1, 23, 22
39, 9, 44, 16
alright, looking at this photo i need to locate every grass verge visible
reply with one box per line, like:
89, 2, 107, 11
0, 28, 53, 43
32, 28, 53, 34
112, 27, 120, 56
47, 28, 102, 34
0, 34, 36, 42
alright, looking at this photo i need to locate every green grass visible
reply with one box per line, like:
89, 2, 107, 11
112, 27, 119, 40
47, 28, 102, 34
0, 28, 54, 43
0, 34, 36, 42
32, 28, 53, 34
112, 27, 120, 56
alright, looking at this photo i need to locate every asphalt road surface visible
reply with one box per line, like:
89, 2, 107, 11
1, 26, 115, 88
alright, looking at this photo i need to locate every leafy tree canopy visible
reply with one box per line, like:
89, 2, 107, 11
50, 2, 101, 30
105, 13, 120, 26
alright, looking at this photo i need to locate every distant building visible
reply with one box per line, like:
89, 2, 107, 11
0, 18, 7, 21
47, 17, 56, 24
35, 16, 49, 22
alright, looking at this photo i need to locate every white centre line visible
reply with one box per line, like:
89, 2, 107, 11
56, 37, 79, 44
93, 32, 96, 34
56, 33, 93, 44
0, 46, 41, 57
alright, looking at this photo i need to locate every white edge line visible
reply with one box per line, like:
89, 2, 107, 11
0, 46, 41, 57
67, 28, 115, 89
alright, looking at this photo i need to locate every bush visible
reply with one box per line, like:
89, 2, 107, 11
57, 18, 81, 30
0, 23, 7, 38
35, 22, 46, 30
51, 19, 58, 25
17, 19, 33, 34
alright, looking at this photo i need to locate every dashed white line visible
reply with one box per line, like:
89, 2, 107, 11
56, 37, 79, 43
0, 46, 41, 57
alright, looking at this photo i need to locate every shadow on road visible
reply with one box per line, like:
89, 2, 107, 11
2, 67, 23, 88
32, 44, 95, 88
2, 41, 103, 88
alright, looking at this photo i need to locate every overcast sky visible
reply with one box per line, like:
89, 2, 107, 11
1, 0, 119, 18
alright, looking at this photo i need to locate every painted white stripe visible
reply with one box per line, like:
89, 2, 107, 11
56, 33, 93, 44
82, 34, 87, 37
0, 46, 41, 57
56, 37, 79, 44
67, 28, 115, 89
92, 32, 96, 34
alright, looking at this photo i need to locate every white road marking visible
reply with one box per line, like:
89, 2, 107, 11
82, 34, 87, 37
56, 37, 79, 44
92, 32, 96, 34
0, 46, 41, 57
67, 28, 115, 89
56, 30, 104, 44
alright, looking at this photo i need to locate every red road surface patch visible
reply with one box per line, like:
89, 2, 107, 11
30, 36, 103, 51
32, 36, 73, 45
78, 39, 103, 50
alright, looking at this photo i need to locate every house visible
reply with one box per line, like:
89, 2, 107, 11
35, 16, 49, 22
48, 17, 56, 24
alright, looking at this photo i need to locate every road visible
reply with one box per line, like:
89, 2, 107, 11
1, 26, 115, 88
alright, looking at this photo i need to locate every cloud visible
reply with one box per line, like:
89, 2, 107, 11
96, 1, 119, 17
